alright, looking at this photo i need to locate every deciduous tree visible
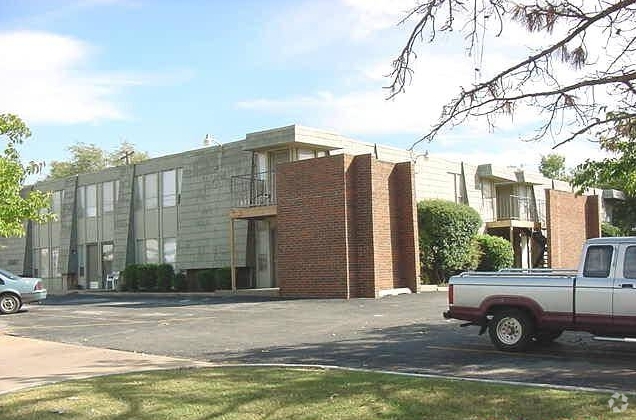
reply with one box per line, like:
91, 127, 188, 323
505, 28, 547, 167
48, 141, 148, 180
539, 153, 569, 181
0, 114, 53, 237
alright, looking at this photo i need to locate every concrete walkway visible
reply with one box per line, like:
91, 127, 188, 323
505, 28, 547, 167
0, 334, 211, 395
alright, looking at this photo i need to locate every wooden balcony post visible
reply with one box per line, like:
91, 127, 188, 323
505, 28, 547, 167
230, 218, 237, 293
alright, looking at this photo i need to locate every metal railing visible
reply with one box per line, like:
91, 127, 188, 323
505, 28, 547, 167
482, 196, 546, 225
231, 171, 276, 208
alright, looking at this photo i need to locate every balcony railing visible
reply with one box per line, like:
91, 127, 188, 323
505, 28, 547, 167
482, 196, 546, 225
231, 171, 276, 208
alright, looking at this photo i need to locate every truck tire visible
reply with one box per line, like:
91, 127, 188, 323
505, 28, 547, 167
534, 330, 563, 344
488, 309, 534, 352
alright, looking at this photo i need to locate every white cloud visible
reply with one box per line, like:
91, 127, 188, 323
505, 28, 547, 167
237, 50, 546, 136
261, 0, 417, 59
0, 30, 190, 125
341, 0, 416, 39
431, 133, 608, 172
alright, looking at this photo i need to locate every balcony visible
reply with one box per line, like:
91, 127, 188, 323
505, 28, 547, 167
483, 195, 546, 227
230, 171, 277, 219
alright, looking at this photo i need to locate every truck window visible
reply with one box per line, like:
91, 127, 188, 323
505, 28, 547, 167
583, 245, 613, 278
624, 246, 636, 279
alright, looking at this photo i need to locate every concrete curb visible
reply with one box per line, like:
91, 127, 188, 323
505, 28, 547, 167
62, 288, 281, 299
197, 363, 636, 396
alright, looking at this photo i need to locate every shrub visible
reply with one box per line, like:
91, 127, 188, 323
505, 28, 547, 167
215, 267, 232, 290
156, 264, 175, 292
173, 271, 187, 292
197, 269, 217, 292
138, 264, 158, 291
418, 199, 482, 283
475, 234, 514, 272
602, 222, 623, 237
121, 265, 140, 291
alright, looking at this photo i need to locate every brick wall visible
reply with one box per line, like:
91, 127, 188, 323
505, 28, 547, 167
391, 162, 420, 291
546, 190, 601, 269
277, 155, 350, 298
277, 153, 419, 298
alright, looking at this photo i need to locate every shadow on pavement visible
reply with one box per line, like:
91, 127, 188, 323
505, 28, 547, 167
207, 322, 636, 391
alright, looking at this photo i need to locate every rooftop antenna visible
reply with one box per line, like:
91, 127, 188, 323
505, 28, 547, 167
119, 149, 135, 165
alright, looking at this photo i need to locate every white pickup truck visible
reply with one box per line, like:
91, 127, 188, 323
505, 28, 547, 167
443, 237, 636, 351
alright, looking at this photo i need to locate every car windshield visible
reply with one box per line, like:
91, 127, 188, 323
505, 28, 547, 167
0, 268, 20, 280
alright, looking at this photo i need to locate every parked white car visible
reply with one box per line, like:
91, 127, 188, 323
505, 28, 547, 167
0, 268, 47, 314
444, 237, 636, 351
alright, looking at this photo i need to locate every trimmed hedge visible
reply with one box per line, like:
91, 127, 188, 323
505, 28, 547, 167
156, 264, 175, 292
138, 264, 158, 290
197, 267, 232, 291
173, 271, 187, 292
120, 264, 140, 291
475, 234, 514, 272
418, 199, 482, 283
120, 265, 231, 292
197, 269, 216, 292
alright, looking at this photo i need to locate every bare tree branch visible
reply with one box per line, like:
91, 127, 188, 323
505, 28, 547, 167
387, 0, 636, 149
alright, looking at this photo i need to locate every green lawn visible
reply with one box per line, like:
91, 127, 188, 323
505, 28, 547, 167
0, 367, 631, 420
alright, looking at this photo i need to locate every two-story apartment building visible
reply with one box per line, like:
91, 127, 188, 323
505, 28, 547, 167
0, 125, 617, 298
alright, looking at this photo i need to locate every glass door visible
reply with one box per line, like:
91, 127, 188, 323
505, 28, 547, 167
86, 244, 99, 289
102, 243, 114, 289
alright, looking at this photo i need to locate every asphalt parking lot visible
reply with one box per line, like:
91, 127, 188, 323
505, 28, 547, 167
2, 292, 635, 392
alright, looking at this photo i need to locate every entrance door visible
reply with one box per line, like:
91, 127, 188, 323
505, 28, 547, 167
614, 245, 636, 329
102, 243, 114, 289
86, 244, 99, 289
255, 220, 273, 288
575, 244, 614, 328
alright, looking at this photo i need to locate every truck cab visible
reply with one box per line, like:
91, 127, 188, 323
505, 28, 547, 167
577, 237, 636, 333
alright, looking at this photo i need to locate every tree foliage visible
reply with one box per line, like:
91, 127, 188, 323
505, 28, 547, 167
48, 141, 149, 180
0, 114, 54, 237
389, 0, 636, 149
539, 153, 569, 181
418, 199, 482, 283
571, 113, 636, 194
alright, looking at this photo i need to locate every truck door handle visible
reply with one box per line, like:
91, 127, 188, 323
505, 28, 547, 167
620, 284, 634, 288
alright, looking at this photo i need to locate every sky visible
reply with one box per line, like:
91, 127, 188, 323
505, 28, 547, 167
0, 0, 607, 178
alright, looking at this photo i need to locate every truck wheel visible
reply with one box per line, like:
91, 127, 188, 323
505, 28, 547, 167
489, 309, 534, 352
534, 330, 563, 344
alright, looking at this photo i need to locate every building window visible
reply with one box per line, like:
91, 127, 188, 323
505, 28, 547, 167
86, 184, 97, 217
145, 239, 159, 263
77, 186, 85, 217
134, 176, 144, 210
78, 245, 85, 277
163, 238, 176, 265
51, 247, 61, 277
162, 170, 177, 207
114, 180, 120, 205
36, 248, 50, 278
145, 173, 158, 209
102, 181, 114, 213
51, 191, 62, 216
297, 149, 315, 160
177, 168, 183, 198
135, 239, 145, 263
